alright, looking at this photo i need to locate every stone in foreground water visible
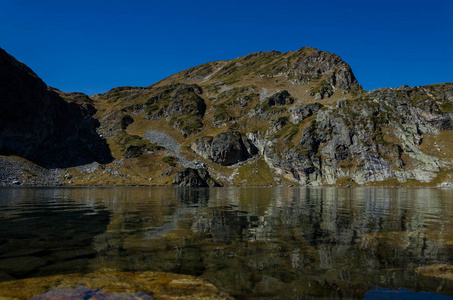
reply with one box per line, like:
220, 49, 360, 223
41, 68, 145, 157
28, 285, 154, 300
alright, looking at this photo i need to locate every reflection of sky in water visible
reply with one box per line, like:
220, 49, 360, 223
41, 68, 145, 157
1, 187, 453, 298
365, 287, 453, 299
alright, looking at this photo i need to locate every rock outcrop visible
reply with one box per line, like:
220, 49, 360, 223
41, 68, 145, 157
264, 90, 294, 108
258, 84, 453, 185
289, 103, 323, 124
191, 131, 257, 166
289, 47, 360, 93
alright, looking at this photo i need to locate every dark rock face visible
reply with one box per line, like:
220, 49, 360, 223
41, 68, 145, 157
120, 115, 134, 130
191, 131, 257, 166
0, 47, 112, 168
265, 90, 294, 108
172, 168, 220, 187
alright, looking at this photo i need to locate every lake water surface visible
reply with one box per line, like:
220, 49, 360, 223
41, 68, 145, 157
1, 187, 453, 299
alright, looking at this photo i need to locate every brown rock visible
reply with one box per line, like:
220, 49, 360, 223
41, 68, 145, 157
0, 270, 231, 300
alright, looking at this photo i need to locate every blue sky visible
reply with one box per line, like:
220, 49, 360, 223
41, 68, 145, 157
1, 0, 452, 95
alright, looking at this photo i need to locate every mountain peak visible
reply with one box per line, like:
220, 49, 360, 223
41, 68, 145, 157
154, 47, 361, 101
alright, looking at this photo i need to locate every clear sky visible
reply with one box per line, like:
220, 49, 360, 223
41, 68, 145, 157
1, 0, 452, 95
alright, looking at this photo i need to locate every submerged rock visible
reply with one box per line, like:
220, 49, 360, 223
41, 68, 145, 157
0, 256, 47, 277
415, 264, 453, 281
28, 285, 154, 300
0, 270, 231, 300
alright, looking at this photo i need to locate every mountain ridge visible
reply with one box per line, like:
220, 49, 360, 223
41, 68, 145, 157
1, 46, 452, 187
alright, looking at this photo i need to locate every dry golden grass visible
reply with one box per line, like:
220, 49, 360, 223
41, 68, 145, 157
232, 158, 293, 186
421, 131, 453, 161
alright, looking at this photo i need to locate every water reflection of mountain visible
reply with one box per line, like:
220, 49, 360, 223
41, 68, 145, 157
2, 187, 453, 299
186, 188, 453, 298
0, 188, 111, 281
89, 187, 453, 298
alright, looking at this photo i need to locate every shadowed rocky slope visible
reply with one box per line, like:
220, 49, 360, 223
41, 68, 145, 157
0, 47, 112, 168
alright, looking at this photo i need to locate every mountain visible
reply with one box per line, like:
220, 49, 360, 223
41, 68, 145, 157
1, 46, 453, 187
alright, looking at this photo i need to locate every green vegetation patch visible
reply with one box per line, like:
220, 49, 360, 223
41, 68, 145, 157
162, 155, 177, 167
22, 169, 37, 177
116, 130, 162, 158
440, 102, 453, 113
255, 56, 288, 76
211, 87, 259, 124
136, 84, 206, 120
212, 103, 233, 123
256, 102, 288, 113
213, 52, 283, 84
169, 114, 204, 137
99, 86, 149, 105
216, 86, 257, 102
309, 80, 332, 98
182, 62, 216, 79
233, 159, 282, 186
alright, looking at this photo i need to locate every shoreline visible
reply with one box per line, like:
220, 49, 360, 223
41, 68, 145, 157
1, 184, 452, 189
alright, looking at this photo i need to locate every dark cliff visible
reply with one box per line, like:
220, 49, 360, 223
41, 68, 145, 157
0, 47, 112, 168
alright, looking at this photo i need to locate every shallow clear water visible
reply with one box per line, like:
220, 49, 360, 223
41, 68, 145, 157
1, 187, 453, 299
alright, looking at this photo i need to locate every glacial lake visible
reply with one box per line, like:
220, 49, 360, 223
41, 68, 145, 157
1, 187, 453, 299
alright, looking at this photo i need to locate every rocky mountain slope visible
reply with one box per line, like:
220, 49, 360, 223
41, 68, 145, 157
1, 46, 453, 187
